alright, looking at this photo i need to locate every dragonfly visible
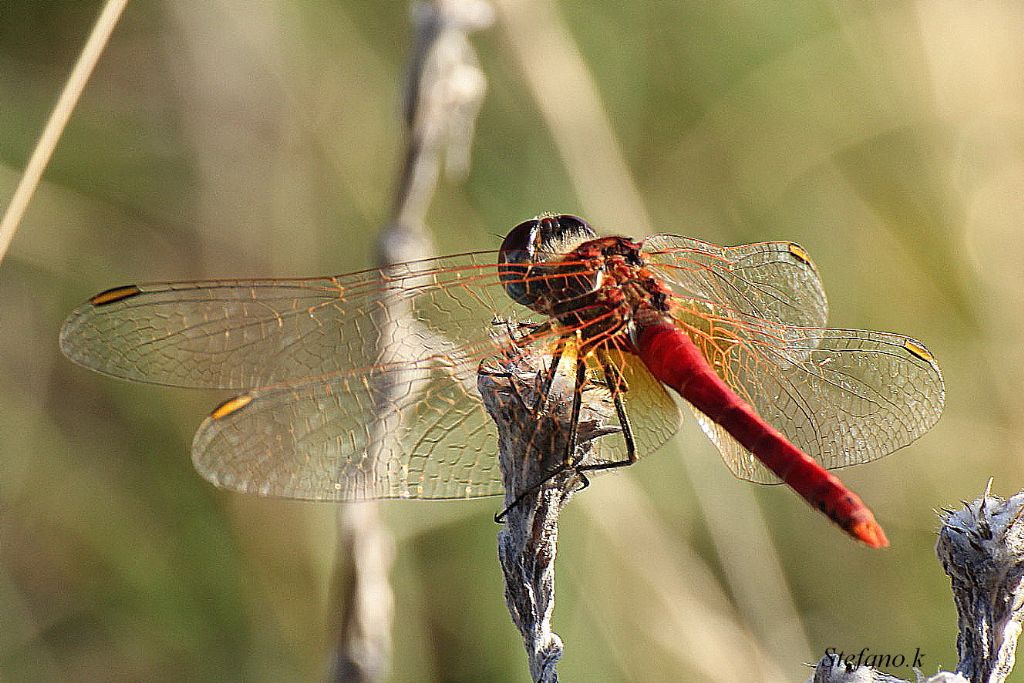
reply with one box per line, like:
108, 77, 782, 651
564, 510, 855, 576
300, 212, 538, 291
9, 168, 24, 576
60, 214, 944, 547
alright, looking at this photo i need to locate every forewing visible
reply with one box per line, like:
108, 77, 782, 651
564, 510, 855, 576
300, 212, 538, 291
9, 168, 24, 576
677, 316, 945, 483
59, 252, 514, 389
643, 235, 828, 329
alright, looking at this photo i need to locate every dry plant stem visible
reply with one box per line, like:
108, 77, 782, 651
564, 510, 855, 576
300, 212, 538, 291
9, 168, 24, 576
808, 485, 1024, 683
939, 489, 1024, 682
329, 2, 491, 681
0, 0, 129, 263
331, 505, 395, 683
480, 349, 599, 683
809, 655, 929, 683
388, 0, 491, 243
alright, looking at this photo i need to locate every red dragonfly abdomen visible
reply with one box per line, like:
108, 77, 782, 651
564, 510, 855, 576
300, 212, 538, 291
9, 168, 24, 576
635, 322, 888, 548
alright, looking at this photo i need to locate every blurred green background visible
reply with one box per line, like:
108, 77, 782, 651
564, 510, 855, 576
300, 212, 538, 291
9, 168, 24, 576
2, 1, 1022, 681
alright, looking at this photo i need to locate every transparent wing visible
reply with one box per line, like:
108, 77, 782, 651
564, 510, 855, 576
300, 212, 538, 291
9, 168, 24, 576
59, 251, 516, 389
62, 245, 685, 500
673, 309, 945, 483
60, 238, 825, 390
191, 348, 504, 500
643, 235, 828, 329
581, 346, 683, 469
191, 339, 682, 500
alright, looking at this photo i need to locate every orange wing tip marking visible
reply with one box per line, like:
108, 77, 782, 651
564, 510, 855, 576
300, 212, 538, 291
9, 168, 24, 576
903, 339, 935, 362
210, 394, 254, 420
849, 519, 889, 549
786, 243, 815, 268
89, 285, 143, 306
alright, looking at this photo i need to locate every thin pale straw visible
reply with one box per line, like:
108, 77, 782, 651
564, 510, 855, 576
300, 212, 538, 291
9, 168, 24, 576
0, 0, 129, 264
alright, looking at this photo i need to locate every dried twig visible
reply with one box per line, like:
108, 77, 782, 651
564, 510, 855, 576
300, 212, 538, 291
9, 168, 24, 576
328, 2, 491, 681
938, 485, 1024, 682
478, 346, 585, 683
330, 505, 395, 683
808, 655, 932, 683
479, 337, 624, 681
807, 483, 1024, 683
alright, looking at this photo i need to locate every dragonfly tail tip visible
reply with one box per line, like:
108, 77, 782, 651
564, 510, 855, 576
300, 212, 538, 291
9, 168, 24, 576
850, 519, 889, 549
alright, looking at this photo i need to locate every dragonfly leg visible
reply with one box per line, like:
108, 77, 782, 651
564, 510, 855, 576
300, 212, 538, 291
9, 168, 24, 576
512, 319, 553, 348
564, 350, 588, 460
574, 350, 637, 480
531, 342, 564, 415
494, 351, 588, 524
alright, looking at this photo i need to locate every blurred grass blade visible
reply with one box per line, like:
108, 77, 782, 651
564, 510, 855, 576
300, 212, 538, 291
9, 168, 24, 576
0, 0, 129, 264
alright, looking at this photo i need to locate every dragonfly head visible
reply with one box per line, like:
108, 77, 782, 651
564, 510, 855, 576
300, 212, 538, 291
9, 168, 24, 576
498, 214, 596, 308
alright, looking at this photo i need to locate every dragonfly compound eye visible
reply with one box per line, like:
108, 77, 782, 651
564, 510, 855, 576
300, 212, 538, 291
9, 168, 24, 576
498, 218, 542, 307
498, 214, 599, 309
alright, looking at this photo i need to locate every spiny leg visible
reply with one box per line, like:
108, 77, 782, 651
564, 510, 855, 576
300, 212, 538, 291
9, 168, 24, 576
573, 350, 637, 491
531, 342, 564, 414
564, 351, 588, 465
495, 350, 589, 523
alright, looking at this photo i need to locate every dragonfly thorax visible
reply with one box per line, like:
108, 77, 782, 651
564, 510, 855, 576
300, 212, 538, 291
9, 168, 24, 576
499, 216, 673, 353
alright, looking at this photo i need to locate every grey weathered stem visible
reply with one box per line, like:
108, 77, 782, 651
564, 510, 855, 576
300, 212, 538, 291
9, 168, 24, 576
330, 505, 395, 682
939, 488, 1024, 682
479, 345, 613, 683
809, 656, 932, 683
808, 484, 1024, 683
479, 352, 574, 683
329, 2, 491, 681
